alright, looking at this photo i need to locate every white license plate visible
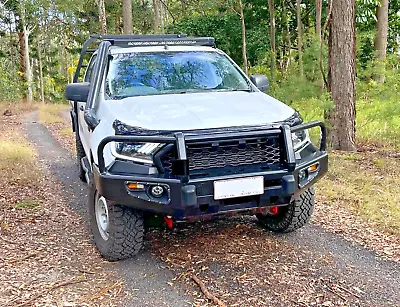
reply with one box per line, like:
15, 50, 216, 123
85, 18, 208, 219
213, 176, 264, 200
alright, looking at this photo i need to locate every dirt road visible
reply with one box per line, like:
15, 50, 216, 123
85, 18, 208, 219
23, 112, 400, 306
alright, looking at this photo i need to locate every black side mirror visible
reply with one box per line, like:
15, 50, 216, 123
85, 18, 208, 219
250, 75, 270, 92
65, 82, 90, 102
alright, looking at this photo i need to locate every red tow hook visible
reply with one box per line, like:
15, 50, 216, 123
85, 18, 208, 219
164, 216, 173, 229
269, 206, 279, 215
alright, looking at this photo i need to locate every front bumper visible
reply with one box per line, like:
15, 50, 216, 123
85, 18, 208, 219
94, 121, 328, 221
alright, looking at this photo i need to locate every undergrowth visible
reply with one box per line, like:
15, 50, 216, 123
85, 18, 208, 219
38, 103, 69, 124
317, 152, 400, 235
0, 132, 40, 185
265, 63, 400, 147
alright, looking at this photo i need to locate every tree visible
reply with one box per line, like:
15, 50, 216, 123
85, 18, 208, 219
315, 0, 322, 41
19, 1, 35, 104
327, 0, 357, 151
153, 0, 160, 33
37, 35, 44, 104
316, 0, 323, 89
374, 0, 389, 83
122, 0, 133, 34
95, 0, 107, 34
238, 0, 248, 74
296, 0, 303, 76
268, 0, 276, 80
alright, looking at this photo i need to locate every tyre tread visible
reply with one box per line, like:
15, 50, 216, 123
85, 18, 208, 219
257, 187, 315, 233
88, 183, 144, 261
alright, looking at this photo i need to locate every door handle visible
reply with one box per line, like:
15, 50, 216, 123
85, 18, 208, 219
79, 105, 85, 111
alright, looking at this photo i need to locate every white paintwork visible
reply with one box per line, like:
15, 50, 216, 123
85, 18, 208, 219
79, 46, 296, 167
214, 176, 264, 200
102, 91, 294, 131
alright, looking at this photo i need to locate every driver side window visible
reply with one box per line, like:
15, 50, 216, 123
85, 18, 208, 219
84, 55, 97, 83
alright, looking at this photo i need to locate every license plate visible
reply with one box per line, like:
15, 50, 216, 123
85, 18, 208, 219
213, 176, 264, 200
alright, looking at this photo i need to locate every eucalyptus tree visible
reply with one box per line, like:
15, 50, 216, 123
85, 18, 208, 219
327, 0, 357, 151
268, 0, 276, 79
374, 0, 389, 83
123, 0, 133, 34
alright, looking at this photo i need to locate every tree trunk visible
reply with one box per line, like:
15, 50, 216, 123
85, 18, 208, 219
316, 0, 324, 89
24, 29, 33, 104
18, 32, 25, 79
326, 0, 356, 151
20, 3, 33, 104
164, 0, 169, 23
373, 0, 389, 83
296, 0, 303, 76
37, 38, 45, 104
160, 0, 165, 34
268, 0, 276, 80
316, 0, 322, 41
122, 0, 133, 34
8, 11, 15, 74
239, 0, 248, 75
153, 0, 160, 33
96, 0, 107, 34
281, 0, 292, 73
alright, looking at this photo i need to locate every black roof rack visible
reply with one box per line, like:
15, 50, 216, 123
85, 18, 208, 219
73, 34, 216, 83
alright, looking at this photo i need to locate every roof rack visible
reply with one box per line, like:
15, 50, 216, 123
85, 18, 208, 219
73, 34, 216, 83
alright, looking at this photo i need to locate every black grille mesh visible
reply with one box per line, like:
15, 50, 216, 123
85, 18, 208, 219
160, 136, 281, 173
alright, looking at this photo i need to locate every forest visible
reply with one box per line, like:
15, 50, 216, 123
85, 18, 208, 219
0, 0, 399, 151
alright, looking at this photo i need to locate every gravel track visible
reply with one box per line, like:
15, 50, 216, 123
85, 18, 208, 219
23, 111, 400, 306
23, 112, 192, 307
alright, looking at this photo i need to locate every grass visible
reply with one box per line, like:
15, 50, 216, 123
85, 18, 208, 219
38, 103, 69, 124
0, 133, 40, 185
317, 152, 400, 235
13, 200, 41, 209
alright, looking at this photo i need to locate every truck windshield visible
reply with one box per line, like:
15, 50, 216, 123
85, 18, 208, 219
105, 51, 251, 99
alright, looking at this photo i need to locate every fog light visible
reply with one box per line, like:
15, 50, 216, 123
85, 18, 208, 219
150, 185, 164, 198
308, 163, 319, 173
299, 169, 307, 181
127, 182, 145, 191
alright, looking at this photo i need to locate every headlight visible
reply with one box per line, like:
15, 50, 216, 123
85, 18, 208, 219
111, 142, 164, 164
292, 130, 310, 151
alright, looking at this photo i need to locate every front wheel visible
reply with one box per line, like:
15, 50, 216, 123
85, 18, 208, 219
256, 187, 315, 233
88, 182, 144, 261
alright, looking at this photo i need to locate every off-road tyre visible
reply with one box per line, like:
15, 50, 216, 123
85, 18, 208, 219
256, 187, 315, 233
76, 134, 86, 182
88, 181, 144, 261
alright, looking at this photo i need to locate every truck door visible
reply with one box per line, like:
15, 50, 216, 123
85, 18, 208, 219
77, 55, 97, 158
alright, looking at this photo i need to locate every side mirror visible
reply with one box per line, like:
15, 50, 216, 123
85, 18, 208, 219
65, 82, 90, 102
250, 75, 269, 92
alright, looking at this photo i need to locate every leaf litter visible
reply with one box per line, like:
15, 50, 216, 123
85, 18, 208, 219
0, 114, 126, 306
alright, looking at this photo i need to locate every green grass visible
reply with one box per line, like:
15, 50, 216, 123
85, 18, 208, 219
14, 200, 41, 209
287, 97, 400, 148
317, 152, 400, 235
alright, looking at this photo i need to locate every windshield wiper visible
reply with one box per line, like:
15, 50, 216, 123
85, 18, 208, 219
212, 88, 252, 92
231, 88, 252, 92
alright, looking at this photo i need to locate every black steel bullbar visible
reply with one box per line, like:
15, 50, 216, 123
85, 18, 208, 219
96, 120, 327, 180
